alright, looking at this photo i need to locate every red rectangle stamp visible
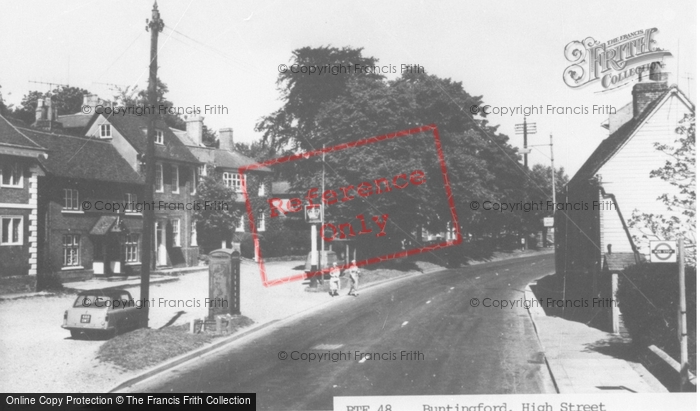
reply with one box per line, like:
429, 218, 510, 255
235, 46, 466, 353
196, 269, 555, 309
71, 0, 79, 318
240, 124, 461, 287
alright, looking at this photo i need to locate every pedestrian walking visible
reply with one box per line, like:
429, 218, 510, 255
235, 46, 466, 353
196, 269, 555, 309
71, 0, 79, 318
328, 262, 341, 297
347, 260, 360, 297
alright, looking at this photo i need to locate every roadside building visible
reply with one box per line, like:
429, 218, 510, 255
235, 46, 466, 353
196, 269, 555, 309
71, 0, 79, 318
555, 63, 695, 329
176, 117, 272, 255
0, 115, 47, 277
83, 110, 202, 269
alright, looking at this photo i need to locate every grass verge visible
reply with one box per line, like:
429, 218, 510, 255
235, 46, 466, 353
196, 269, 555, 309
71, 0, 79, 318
97, 316, 254, 371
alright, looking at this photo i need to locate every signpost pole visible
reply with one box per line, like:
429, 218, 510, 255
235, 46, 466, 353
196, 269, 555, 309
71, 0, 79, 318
678, 236, 688, 391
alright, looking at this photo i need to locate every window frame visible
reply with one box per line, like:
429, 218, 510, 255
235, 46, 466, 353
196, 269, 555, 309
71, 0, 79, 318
62, 234, 80, 267
99, 123, 111, 138
1, 216, 23, 246
171, 165, 180, 194
155, 163, 164, 193
123, 233, 140, 263
155, 129, 164, 145
257, 209, 265, 232
171, 219, 181, 247
190, 221, 198, 246
1, 161, 23, 188
223, 172, 245, 193
63, 188, 80, 210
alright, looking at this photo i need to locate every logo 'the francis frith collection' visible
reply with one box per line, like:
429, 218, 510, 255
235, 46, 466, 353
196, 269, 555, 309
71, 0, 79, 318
563, 28, 673, 90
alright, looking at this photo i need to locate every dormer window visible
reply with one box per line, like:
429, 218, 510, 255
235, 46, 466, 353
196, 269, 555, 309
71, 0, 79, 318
155, 130, 164, 145
100, 124, 111, 138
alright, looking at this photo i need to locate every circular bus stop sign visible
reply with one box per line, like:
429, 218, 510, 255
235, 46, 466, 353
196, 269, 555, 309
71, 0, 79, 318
649, 240, 677, 263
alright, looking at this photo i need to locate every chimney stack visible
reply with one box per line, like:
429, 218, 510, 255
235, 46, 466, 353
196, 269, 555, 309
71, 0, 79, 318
219, 128, 234, 151
632, 62, 668, 118
186, 115, 204, 146
35, 98, 46, 122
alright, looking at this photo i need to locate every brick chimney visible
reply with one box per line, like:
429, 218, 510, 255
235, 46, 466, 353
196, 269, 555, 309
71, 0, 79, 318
35, 98, 46, 122
33, 97, 62, 131
82, 94, 102, 113
632, 62, 668, 118
219, 128, 234, 151
186, 115, 203, 146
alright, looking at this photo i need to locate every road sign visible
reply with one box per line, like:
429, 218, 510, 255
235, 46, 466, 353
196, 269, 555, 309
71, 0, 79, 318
649, 240, 677, 263
305, 205, 321, 224
543, 217, 554, 227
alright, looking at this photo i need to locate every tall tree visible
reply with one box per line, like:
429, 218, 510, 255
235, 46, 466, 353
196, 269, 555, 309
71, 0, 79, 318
12, 86, 90, 124
257, 46, 529, 257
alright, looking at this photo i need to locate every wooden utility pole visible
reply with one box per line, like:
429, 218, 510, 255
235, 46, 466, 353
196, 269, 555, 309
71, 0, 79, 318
678, 237, 688, 391
515, 117, 536, 169
140, 1, 164, 328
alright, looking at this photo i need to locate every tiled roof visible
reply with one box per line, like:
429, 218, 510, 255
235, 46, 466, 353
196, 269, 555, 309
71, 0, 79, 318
188, 146, 271, 172
569, 86, 693, 185
17, 127, 143, 184
603, 253, 637, 272
57, 113, 92, 130
86, 113, 200, 164
0, 114, 45, 151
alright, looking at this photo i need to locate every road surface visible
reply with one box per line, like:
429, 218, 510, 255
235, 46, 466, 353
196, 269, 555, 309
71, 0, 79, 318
129, 253, 555, 409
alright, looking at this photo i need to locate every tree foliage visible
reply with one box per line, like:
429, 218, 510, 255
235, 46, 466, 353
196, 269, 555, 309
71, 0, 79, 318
192, 170, 241, 241
256, 46, 539, 258
10, 86, 90, 124
629, 114, 696, 265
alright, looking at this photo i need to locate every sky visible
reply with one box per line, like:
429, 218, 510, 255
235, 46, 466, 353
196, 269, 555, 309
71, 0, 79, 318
0, 0, 696, 177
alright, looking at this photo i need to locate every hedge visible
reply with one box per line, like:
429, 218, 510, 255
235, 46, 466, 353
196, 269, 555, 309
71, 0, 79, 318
617, 262, 696, 373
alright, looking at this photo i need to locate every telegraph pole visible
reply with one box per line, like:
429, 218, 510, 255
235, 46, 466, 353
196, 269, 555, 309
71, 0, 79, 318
140, 1, 164, 328
678, 237, 688, 391
515, 117, 537, 169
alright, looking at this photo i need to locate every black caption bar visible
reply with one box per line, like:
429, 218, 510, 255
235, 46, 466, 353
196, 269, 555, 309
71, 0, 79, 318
2, 394, 255, 410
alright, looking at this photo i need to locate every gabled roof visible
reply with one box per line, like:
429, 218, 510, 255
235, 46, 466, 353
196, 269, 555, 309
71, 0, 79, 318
570, 86, 695, 185
17, 127, 143, 184
85, 113, 200, 165
0, 114, 46, 156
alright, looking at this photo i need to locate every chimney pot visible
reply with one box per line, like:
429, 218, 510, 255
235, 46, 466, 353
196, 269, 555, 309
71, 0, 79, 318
219, 128, 234, 151
186, 115, 204, 146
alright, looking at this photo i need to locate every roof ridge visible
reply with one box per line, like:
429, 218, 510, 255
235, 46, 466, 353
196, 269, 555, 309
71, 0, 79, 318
17, 126, 112, 144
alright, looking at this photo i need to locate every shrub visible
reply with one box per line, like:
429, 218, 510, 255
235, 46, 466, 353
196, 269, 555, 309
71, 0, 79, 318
617, 262, 696, 373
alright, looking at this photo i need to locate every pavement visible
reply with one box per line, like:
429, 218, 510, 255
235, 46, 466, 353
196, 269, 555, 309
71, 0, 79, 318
524, 283, 668, 394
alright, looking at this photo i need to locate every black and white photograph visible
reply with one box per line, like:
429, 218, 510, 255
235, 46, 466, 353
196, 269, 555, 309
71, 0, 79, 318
0, 1, 696, 410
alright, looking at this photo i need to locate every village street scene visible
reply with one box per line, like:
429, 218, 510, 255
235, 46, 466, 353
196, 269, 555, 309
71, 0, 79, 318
0, 1, 696, 410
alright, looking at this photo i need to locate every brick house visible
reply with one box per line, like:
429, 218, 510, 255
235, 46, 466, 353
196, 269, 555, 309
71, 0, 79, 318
83, 112, 202, 269
0, 115, 47, 277
555, 64, 694, 329
175, 117, 272, 255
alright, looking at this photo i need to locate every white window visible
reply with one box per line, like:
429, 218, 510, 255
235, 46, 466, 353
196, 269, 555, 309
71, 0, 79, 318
1, 161, 23, 188
62, 234, 80, 266
124, 233, 140, 263
156, 164, 164, 192
223, 172, 245, 193
257, 209, 265, 232
198, 165, 207, 177
191, 168, 197, 194
155, 130, 164, 145
124, 193, 137, 212
236, 214, 245, 232
258, 181, 266, 196
63, 189, 80, 210
100, 124, 111, 138
1, 216, 23, 245
171, 219, 181, 247
190, 221, 198, 246
172, 165, 179, 194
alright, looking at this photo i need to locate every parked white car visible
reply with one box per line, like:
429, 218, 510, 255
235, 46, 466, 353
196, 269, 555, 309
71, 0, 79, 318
62, 289, 144, 339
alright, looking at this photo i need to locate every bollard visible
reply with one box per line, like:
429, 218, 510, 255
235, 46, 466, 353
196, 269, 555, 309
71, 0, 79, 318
190, 318, 196, 334
215, 316, 222, 333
